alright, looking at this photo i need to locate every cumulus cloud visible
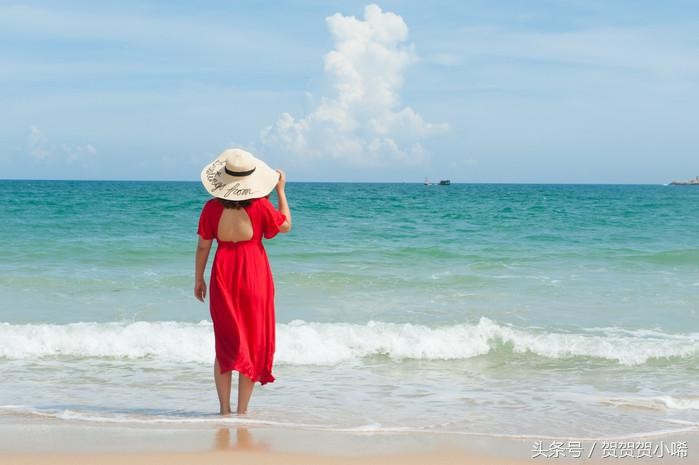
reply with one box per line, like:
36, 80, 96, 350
26, 125, 97, 163
261, 4, 448, 165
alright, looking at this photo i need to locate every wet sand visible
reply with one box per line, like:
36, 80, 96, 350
0, 417, 696, 464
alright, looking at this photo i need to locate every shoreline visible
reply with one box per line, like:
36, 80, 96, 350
0, 417, 696, 464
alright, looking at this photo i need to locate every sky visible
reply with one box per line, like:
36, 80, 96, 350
1, 0, 698, 183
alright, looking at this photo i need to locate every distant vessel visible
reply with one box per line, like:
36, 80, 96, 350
439, 179, 451, 185
669, 176, 699, 186
424, 177, 433, 186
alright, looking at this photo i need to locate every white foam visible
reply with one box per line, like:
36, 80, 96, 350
0, 318, 697, 366
0, 320, 213, 362
1, 404, 696, 441
605, 396, 699, 411
0, 405, 326, 428
277, 318, 699, 365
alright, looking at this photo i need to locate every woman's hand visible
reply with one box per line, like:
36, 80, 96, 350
194, 278, 207, 302
194, 237, 212, 302
275, 169, 286, 191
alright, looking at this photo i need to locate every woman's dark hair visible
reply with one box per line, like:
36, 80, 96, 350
218, 198, 252, 209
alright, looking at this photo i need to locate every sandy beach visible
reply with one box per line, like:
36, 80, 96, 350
1, 416, 697, 464
0, 450, 526, 465
0, 424, 502, 464
0, 452, 523, 465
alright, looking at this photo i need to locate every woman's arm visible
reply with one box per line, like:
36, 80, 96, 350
194, 236, 213, 302
275, 169, 292, 233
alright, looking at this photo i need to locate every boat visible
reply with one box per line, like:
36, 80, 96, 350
669, 176, 699, 186
424, 177, 433, 186
438, 179, 451, 185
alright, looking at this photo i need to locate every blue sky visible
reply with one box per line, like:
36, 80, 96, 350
1, 1, 697, 183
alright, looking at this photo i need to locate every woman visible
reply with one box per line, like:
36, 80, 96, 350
194, 148, 291, 415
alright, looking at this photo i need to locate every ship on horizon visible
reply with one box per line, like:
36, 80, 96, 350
669, 176, 699, 186
424, 177, 451, 186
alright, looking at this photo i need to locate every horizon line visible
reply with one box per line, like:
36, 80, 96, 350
0, 178, 674, 186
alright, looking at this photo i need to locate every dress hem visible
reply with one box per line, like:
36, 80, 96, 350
218, 358, 275, 386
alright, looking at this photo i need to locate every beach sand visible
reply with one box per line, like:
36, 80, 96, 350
1, 417, 696, 464
0, 450, 526, 465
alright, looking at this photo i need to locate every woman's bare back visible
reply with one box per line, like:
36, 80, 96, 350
217, 208, 253, 243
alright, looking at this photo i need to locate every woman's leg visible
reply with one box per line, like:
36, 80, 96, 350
236, 373, 255, 414
214, 357, 232, 415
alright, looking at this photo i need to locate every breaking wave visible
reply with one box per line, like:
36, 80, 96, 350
0, 317, 697, 366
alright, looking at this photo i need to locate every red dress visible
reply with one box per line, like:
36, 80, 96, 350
197, 197, 287, 385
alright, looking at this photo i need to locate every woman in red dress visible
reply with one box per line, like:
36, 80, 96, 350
194, 148, 291, 415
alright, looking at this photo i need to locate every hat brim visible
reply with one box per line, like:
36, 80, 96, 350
200, 154, 279, 201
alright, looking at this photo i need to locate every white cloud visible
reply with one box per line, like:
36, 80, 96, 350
261, 4, 448, 165
25, 126, 97, 163
26, 125, 50, 160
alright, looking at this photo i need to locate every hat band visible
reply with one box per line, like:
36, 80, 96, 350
224, 166, 256, 177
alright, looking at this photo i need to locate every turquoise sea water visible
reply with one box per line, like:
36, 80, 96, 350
1, 180, 698, 438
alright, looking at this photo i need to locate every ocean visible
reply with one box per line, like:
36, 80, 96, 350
1, 180, 698, 439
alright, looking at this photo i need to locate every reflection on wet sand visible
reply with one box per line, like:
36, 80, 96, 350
214, 427, 269, 452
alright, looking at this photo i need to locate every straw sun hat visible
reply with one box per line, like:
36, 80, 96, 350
200, 148, 280, 201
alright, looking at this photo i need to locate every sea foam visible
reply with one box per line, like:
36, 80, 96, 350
0, 318, 697, 366
604, 396, 699, 411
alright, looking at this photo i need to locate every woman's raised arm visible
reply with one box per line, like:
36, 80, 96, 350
275, 169, 292, 233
